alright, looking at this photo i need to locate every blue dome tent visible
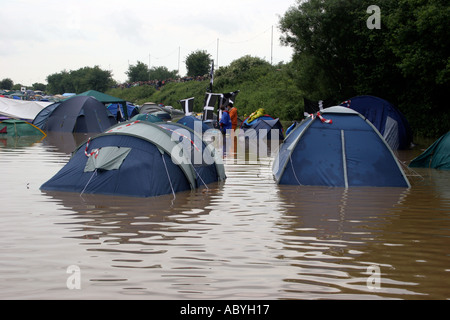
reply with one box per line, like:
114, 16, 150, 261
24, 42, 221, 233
41, 120, 226, 197
177, 115, 211, 133
107, 102, 139, 121
340, 95, 413, 150
240, 115, 284, 141
272, 106, 410, 188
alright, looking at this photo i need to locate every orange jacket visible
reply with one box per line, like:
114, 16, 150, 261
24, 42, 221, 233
228, 107, 238, 129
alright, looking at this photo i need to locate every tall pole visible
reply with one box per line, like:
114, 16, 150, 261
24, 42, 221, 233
217, 38, 219, 69
271, 25, 273, 65
178, 46, 180, 75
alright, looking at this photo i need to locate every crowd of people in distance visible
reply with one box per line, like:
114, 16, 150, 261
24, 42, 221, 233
113, 75, 209, 90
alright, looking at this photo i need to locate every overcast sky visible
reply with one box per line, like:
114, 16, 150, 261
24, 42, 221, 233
0, 0, 296, 86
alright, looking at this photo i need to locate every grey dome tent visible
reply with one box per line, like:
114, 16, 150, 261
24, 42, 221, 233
32, 96, 116, 133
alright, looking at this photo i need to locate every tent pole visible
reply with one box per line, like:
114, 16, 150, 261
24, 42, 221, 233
341, 130, 349, 188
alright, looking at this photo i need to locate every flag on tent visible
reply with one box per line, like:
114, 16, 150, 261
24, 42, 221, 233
202, 93, 220, 121
209, 60, 214, 92
219, 90, 240, 108
179, 97, 195, 115
303, 98, 335, 116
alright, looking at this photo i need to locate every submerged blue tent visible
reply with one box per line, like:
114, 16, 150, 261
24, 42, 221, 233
32, 96, 116, 133
177, 115, 211, 133
40, 120, 226, 197
273, 106, 410, 188
107, 102, 139, 121
240, 115, 284, 140
340, 95, 412, 150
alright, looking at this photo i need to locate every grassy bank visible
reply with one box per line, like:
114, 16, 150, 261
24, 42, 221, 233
106, 57, 308, 123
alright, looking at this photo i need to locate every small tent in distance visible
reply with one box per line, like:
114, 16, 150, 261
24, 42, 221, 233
32, 96, 116, 133
0, 119, 46, 137
177, 115, 211, 133
76, 90, 129, 120
240, 109, 284, 141
409, 131, 450, 170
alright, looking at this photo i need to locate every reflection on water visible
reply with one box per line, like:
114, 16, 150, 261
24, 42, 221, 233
0, 133, 449, 300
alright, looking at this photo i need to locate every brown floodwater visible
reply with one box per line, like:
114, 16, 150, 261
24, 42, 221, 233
0, 132, 449, 300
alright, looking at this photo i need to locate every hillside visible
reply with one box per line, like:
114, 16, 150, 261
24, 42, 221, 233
107, 58, 304, 122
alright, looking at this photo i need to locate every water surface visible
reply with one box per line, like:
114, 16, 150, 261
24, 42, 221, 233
0, 133, 449, 299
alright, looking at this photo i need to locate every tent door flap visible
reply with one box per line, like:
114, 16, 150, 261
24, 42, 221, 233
84, 146, 131, 172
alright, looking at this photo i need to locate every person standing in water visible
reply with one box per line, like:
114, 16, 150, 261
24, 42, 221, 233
227, 101, 238, 131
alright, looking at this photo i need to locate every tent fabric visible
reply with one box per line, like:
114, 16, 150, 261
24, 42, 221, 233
130, 113, 162, 123
40, 120, 226, 197
0, 97, 52, 121
409, 131, 450, 170
32, 102, 60, 129
241, 115, 284, 140
76, 90, 126, 104
0, 119, 46, 137
177, 115, 211, 133
107, 102, 139, 121
33, 96, 116, 133
273, 106, 410, 188
76, 90, 129, 120
340, 95, 412, 150
139, 103, 184, 120
84, 147, 132, 172
139, 102, 162, 114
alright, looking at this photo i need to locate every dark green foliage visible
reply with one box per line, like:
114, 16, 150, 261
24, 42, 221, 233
149, 66, 178, 81
46, 66, 114, 94
107, 57, 304, 122
126, 61, 150, 82
185, 50, 212, 77
107, 85, 157, 104
0, 78, 14, 90
279, 0, 449, 138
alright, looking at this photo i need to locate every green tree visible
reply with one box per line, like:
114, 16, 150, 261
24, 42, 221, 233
215, 55, 272, 87
0, 78, 14, 90
149, 66, 178, 80
46, 66, 114, 94
32, 83, 47, 91
279, 0, 450, 138
126, 61, 150, 82
279, 0, 394, 100
185, 50, 212, 77
46, 70, 70, 94
386, 0, 450, 137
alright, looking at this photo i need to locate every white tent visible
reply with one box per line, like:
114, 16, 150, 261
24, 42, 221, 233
0, 97, 52, 121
